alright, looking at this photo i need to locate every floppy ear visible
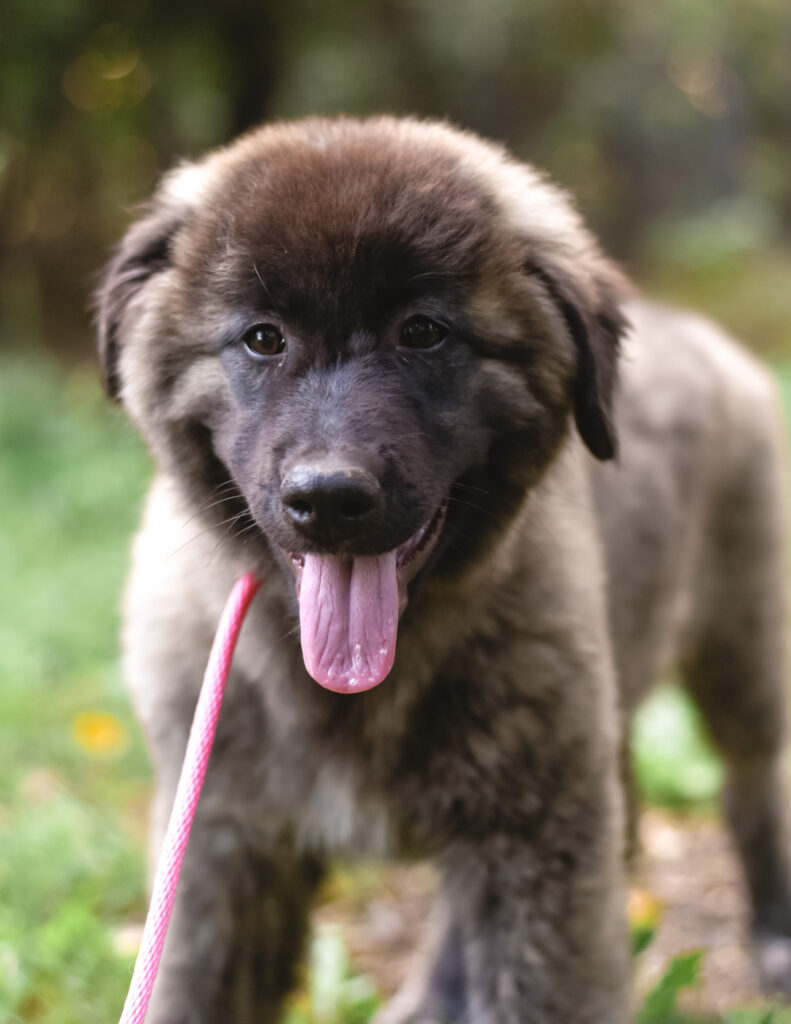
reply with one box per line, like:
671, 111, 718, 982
95, 204, 184, 400
526, 260, 629, 461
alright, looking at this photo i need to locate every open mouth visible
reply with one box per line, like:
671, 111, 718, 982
286, 502, 446, 694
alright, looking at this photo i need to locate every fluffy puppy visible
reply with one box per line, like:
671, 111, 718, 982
97, 117, 791, 1024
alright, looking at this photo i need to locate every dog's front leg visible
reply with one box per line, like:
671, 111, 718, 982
143, 788, 324, 1024
136, 671, 325, 1024
439, 763, 629, 1024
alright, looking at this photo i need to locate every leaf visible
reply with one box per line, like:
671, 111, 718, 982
638, 950, 703, 1023
632, 922, 657, 958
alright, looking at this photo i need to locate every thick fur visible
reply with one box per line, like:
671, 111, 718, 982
97, 117, 791, 1023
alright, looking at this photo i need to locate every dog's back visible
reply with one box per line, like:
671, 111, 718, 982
588, 301, 791, 999
592, 298, 787, 712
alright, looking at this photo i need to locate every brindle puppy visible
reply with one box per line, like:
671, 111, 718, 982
97, 117, 791, 1024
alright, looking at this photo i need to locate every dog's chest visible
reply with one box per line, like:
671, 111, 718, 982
291, 760, 394, 857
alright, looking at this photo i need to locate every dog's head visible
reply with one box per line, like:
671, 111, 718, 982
96, 117, 628, 693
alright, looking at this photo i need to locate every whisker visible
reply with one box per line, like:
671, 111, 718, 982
206, 511, 253, 567
232, 521, 262, 544
446, 479, 491, 497
181, 487, 245, 528
276, 622, 301, 644
167, 510, 251, 561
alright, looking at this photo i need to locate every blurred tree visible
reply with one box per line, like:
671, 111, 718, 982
1, 0, 789, 359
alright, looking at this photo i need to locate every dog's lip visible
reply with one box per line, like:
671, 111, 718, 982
285, 500, 447, 601
394, 500, 447, 573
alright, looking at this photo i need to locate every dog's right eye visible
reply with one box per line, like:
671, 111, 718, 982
399, 315, 447, 351
243, 323, 286, 357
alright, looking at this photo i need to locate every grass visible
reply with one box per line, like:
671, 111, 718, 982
2, 355, 791, 1022
0, 360, 151, 1022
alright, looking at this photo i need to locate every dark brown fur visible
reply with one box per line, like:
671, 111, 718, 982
97, 117, 791, 1023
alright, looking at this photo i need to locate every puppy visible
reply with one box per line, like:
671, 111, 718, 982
97, 117, 791, 1024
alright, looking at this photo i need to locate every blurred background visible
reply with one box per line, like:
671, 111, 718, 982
2, 1, 791, 1022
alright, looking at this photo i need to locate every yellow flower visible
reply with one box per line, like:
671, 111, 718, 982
628, 887, 663, 930
72, 711, 127, 754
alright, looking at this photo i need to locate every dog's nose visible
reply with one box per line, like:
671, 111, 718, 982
281, 463, 384, 542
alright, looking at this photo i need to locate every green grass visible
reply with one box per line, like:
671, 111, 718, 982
2, 357, 791, 1022
634, 945, 791, 1023
0, 360, 151, 1022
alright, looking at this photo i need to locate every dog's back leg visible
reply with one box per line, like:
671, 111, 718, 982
680, 393, 791, 995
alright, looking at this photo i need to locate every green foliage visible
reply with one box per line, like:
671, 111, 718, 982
632, 920, 658, 958
638, 950, 704, 1023
0, 361, 150, 1022
284, 926, 379, 1024
0, 360, 151, 799
722, 1009, 791, 1023
641, 248, 791, 360
3, 0, 791, 357
631, 923, 791, 1024
632, 936, 791, 1023
633, 686, 722, 808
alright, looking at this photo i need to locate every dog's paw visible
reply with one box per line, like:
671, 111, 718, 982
754, 931, 791, 1000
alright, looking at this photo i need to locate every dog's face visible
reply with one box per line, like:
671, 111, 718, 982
97, 117, 627, 693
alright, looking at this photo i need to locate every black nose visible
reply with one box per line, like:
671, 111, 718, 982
281, 463, 384, 542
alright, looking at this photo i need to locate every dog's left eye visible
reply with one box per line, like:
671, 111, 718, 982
243, 323, 286, 357
399, 316, 447, 350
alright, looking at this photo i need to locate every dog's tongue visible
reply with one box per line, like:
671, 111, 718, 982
298, 552, 399, 693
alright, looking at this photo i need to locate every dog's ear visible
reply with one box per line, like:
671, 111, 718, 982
526, 260, 629, 461
95, 202, 184, 400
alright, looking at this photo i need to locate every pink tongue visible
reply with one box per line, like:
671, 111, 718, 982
298, 552, 399, 693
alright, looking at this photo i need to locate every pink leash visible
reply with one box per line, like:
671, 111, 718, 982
118, 572, 261, 1024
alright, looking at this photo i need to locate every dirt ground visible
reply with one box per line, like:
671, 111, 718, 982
316, 808, 784, 1018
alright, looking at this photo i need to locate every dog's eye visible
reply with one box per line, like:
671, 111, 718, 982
399, 315, 447, 350
243, 323, 286, 357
